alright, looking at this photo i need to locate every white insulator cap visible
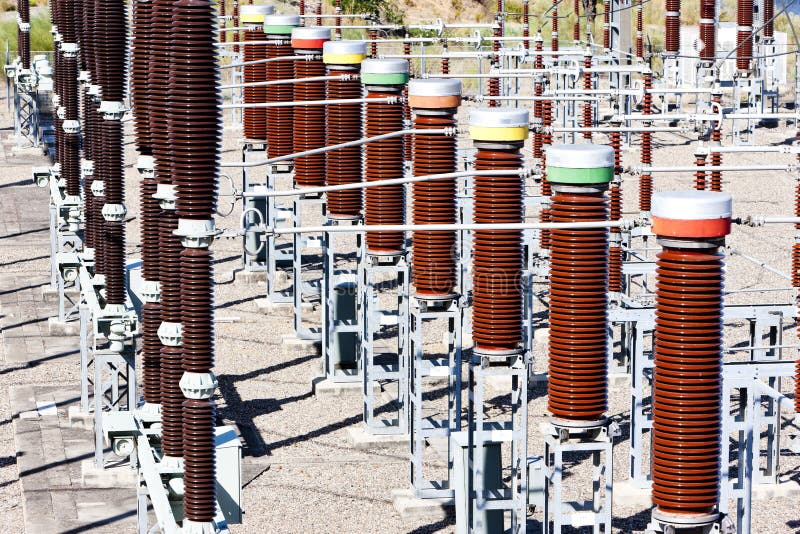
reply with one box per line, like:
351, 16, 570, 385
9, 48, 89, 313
323, 40, 367, 56
652, 190, 732, 221
361, 58, 409, 75
546, 144, 614, 169
408, 78, 461, 97
469, 107, 529, 128
291, 26, 332, 41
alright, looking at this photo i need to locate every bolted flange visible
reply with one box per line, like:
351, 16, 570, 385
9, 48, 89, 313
181, 519, 218, 534
141, 280, 161, 303
154, 184, 177, 210
90, 180, 104, 197
60, 42, 79, 57
63, 120, 80, 134
88, 84, 101, 102
99, 100, 126, 121
81, 160, 94, 177
102, 203, 127, 222
174, 219, 215, 248
137, 155, 155, 178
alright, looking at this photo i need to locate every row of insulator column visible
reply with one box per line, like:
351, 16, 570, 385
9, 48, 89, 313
170, 0, 223, 525
573, 0, 580, 42
362, 59, 409, 256
469, 108, 528, 354
608, 129, 623, 293
710, 88, 723, 192
737, 0, 754, 72
636, 0, 644, 60
292, 27, 331, 187
241, 5, 273, 141
265, 15, 300, 158
545, 145, 613, 424
409, 79, 462, 299
17, 0, 30, 69
603, 0, 611, 50
323, 41, 367, 220
582, 52, 593, 140
650, 190, 731, 527
551, 0, 559, 55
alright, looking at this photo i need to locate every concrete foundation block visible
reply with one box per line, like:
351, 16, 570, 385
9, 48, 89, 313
48, 317, 80, 336
346, 425, 409, 450
311, 376, 363, 398
281, 335, 321, 355
612, 479, 652, 508
80, 459, 137, 488
391, 488, 453, 523
233, 269, 267, 285
752, 476, 800, 499
68, 406, 93, 430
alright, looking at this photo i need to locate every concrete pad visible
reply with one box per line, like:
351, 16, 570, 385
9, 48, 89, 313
610, 373, 630, 386
233, 268, 267, 284
612, 479, 652, 507
80, 460, 137, 488
752, 476, 800, 500
48, 317, 80, 336
312, 376, 363, 398
281, 335, 321, 355
40, 285, 80, 304
391, 488, 453, 523
256, 298, 314, 316
346, 425, 410, 450
68, 406, 93, 430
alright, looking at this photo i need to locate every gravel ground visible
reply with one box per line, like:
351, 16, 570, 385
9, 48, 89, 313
0, 83, 799, 534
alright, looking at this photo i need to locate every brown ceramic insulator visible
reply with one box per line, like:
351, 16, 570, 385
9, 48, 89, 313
472, 147, 524, 353
699, 0, 716, 61
325, 67, 362, 219
487, 75, 500, 107
160, 345, 184, 457
182, 399, 217, 521
793, 243, 800, 287
583, 56, 592, 140
608, 186, 622, 293
364, 90, 405, 255
796, 358, 800, 414
265, 38, 294, 158
100, 119, 124, 205
299, 0, 305, 15
694, 155, 707, 190
293, 56, 327, 187
640, 74, 653, 212
18, 0, 29, 21
551, 0, 559, 55
403, 42, 412, 160
315, 2, 321, 25
19, 30, 30, 70
170, 0, 221, 220
573, 0, 580, 41
441, 56, 449, 75
737, 0, 753, 71
764, 0, 774, 37
141, 177, 160, 281
636, 0, 643, 59
63, 132, 81, 197
603, 0, 610, 49
103, 221, 126, 305
533, 84, 543, 161
243, 28, 267, 141
232, 0, 239, 54
93, 0, 127, 102
335, 0, 342, 37
540, 100, 553, 249
412, 113, 457, 298
523, 1, 530, 48
80, 0, 93, 76
150, 0, 174, 185
652, 247, 723, 517
665, 0, 680, 54
181, 248, 215, 373
548, 190, 609, 420
710, 136, 722, 192
59, 0, 76, 43
62, 57, 79, 120
369, 29, 377, 57
639, 175, 652, 213
141, 302, 162, 404
159, 211, 183, 323
132, 0, 153, 154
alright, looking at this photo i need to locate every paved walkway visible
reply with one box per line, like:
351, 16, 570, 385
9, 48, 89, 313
0, 103, 136, 533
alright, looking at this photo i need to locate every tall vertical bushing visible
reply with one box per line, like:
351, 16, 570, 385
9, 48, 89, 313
737, 0, 754, 72
573, 0, 580, 42
132, 0, 154, 156
764, 0, 774, 39
582, 51, 592, 140
608, 128, 623, 293
650, 190, 731, 528
171, 0, 222, 529
469, 108, 528, 354
640, 72, 653, 212
60, 42, 81, 199
263, 14, 300, 158
551, 0, 559, 55
323, 40, 366, 220
636, 0, 644, 60
665, 0, 680, 56
241, 5, 273, 141
408, 79, 462, 299
699, 0, 716, 63
17, 0, 30, 69
361, 59, 409, 256
96, 0, 128, 308
292, 26, 331, 188
545, 145, 613, 425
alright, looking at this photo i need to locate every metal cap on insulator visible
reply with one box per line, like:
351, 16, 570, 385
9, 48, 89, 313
263, 13, 300, 35
323, 40, 367, 65
651, 190, 732, 241
361, 58, 409, 86
408, 78, 461, 110
469, 107, 529, 143
545, 144, 614, 186
240, 4, 274, 24
291, 26, 331, 50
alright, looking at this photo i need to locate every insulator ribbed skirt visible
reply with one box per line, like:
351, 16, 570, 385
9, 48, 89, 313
665, 0, 681, 54
243, 28, 267, 141
181, 248, 214, 373
265, 39, 294, 158
548, 191, 609, 421
142, 302, 162, 404
183, 399, 216, 522
132, 0, 153, 153
652, 247, 723, 516
325, 68, 363, 219
472, 147, 523, 353
293, 56, 327, 187
737, 0, 754, 71
412, 113, 457, 298
364, 90, 405, 255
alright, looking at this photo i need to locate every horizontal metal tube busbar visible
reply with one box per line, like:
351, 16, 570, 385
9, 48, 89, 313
220, 74, 356, 90
221, 128, 457, 168
244, 169, 525, 197
220, 96, 398, 109
634, 164, 794, 172
470, 95, 601, 102
220, 56, 313, 69
262, 219, 631, 235
550, 126, 689, 133
708, 145, 800, 153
